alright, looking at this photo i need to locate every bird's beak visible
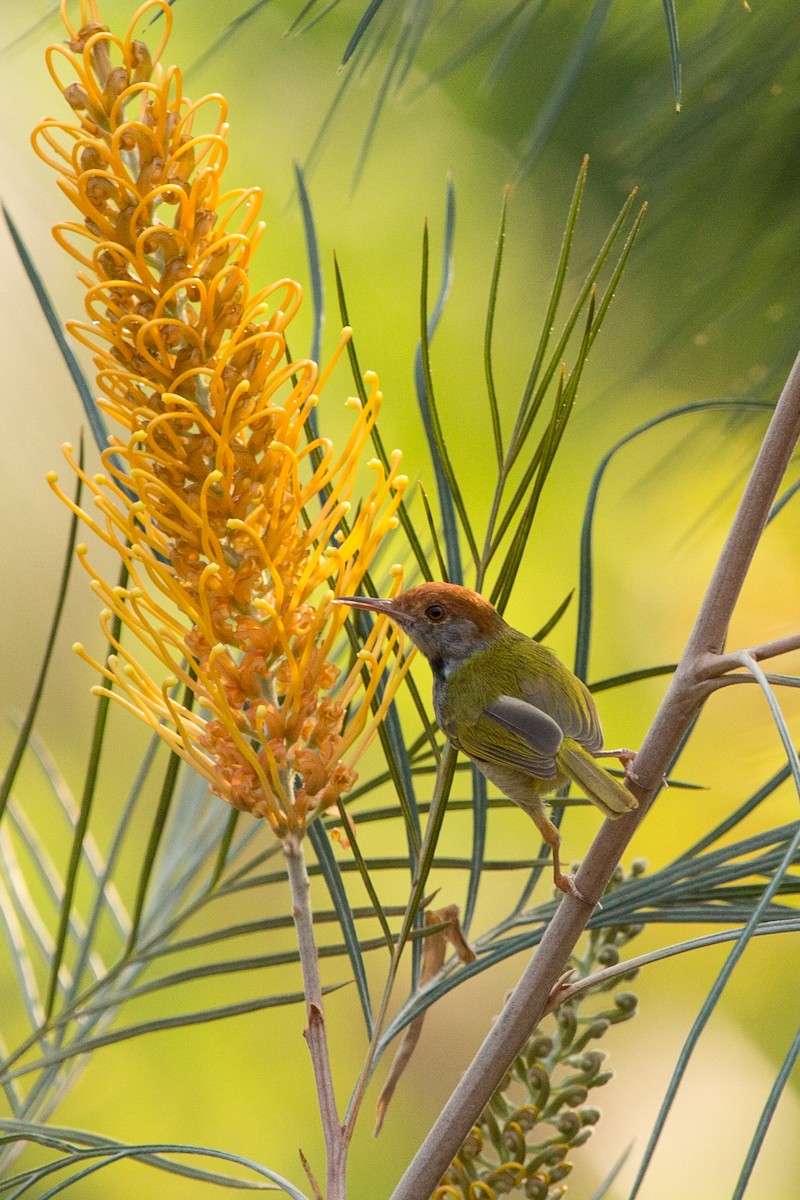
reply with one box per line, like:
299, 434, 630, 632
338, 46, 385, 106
334, 595, 397, 616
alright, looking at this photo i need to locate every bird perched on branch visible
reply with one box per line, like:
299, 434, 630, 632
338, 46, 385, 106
336, 582, 638, 901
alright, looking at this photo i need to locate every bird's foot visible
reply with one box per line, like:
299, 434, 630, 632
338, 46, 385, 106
597, 746, 640, 785
554, 870, 594, 907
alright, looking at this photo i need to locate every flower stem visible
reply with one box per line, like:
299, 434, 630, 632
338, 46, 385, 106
283, 832, 346, 1200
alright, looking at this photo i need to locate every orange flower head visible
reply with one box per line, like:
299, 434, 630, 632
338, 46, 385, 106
39, 0, 409, 835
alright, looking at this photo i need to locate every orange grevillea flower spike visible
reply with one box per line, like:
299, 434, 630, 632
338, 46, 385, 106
36, 0, 409, 835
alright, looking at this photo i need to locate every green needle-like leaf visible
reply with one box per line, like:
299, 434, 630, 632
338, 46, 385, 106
417, 483, 449, 583
341, 0, 388, 66
532, 590, 574, 642
294, 161, 324, 439
4, 988, 346, 1085
484, 185, 510, 469
308, 820, 374, 1036
333, 252, 433, 582
514, 0, 614, 181
415, 187, 469, 580
661, 0, 682, 108
0, 1122, 312, 1198
126, 724, 186, 955
732, 1026, 800, 1200
629, 683, 800, 1200
0, 438, 83, 825
45, 559, 129, 1020
575, 400, 773, 681
2, 207, 108, 456
507, 156, 588, 463
462, 765, 487, 935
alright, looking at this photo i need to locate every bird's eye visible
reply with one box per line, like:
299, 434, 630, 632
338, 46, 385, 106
425, 603, 445, 622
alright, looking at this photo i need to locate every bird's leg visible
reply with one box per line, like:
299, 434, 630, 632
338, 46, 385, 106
594, 746, 639, 784
537, 814, 590, 906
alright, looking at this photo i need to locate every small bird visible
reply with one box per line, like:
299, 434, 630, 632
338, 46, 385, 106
336, 582, 638, 901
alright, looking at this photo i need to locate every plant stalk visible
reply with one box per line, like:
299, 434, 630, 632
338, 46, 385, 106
283, 832, 346, 1200
389, 347, 800, 1199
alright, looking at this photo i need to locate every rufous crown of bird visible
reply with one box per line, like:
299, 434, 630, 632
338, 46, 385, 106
335, 582, 639, 903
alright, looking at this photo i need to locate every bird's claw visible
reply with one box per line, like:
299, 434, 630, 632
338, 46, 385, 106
597, 746, 640, 786
554, 871, 594, 907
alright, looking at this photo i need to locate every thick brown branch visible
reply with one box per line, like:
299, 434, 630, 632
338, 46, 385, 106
389, 349, 800, 1200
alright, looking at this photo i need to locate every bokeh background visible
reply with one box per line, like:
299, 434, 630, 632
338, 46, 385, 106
1, 0, 799, 1196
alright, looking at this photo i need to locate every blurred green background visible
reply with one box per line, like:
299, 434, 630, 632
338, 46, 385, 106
1, 0, 799, 1196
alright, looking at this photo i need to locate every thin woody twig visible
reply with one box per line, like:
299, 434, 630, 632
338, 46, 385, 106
283, 833, 346, 1200
704, 633, 800, 676
707, 671, 799, 692
544, 918, 800, 1014
389, 347, 800, 1200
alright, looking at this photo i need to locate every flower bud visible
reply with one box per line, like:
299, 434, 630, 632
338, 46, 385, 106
524, 1174, 548, 1199
554, 1111, 581, 1139
547, 1161, 573, 1184
611, 991, 638, 1021
460, 1125, 482, 1160
556, 1004, 577, 1049
555, 1084, 588, 1109
596, 944, 619, 967
485, 1163, 525, 1194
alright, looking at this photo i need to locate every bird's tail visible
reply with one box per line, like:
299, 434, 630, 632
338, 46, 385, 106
558, 741, 638, 818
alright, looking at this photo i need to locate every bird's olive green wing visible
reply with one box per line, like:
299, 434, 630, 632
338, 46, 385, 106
452, 695, 563, 780
516, 640, 603, 752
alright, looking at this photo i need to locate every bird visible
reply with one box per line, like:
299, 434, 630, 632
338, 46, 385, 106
335, 581, 638, 901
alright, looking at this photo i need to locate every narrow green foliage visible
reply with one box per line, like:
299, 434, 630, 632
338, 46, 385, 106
418, 218, 479, 572
418, 482, 450, 583
463, 765, 487, 935
509, 157, 589, 462
0, 438, 83, 826
509, 186, 643, 472
661, 0, 682, 108
732, 1027, 800, 1200
2, 208, 108, 456
589, 664, 678, 693
478, 165, 644, 620
415, 188, 465, 581
307, 820, 374, 1036
45, 559, 129, 1020
186, 0, 272, 78
298, 1, 685, 181
293, 162, 325, 423
514, 0, 615, 181
208, 808, 240, 890
333, 252, 433, 582
341, 0, 389, 66
484, 186, 510, 468
629, 808, 800, 1199
335, 797, 395, 953
391, 742, 459, 967
589, 1143, 634, 1200
532, 590, 574, 642
575, 399, 773, 680
0, 1121, 313, 1197
127, 680, 195, 954
7, 986, 347, 1087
